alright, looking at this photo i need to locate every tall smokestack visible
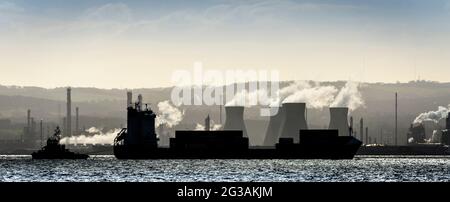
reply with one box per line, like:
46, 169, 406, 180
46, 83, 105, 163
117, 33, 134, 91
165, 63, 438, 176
75, 107, 79, 135
350, 116, 354, 136
137, 94, 143, 111
395, 92, 398, 146
127, 91, 132, 107
31, 117, 35, 137
66, 87, 72, 136
205, 115, 210, 131
447, 112, 450, 130
365, 127, 369, 144
224, 106, 248, 137
40, 120, 43, 148
360, 118, 364, 143
27, 109, 31, 134
278, 103, 308, 143
63, 117, 66, 135
329, 107, 349, 136
263, 106, 285, 146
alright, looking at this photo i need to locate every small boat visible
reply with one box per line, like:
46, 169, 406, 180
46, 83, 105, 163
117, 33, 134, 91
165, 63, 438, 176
32, 126, 89, 159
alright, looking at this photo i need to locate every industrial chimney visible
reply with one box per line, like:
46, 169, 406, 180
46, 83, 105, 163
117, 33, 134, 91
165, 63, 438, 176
263, 106, 285, 146
224, 106, 248, 137
328, 107, 349, 136
75, 107, 79, 135
205, 115, 211, 131
66, 87, 72, 136
365, 127, 369, 144
447, 112, 450, 130
360, 118, 364, 143
137, 94, 143, 111
127, 91, 132, 107
278, 103, 308, 143
350, 116, 354, 136
27, 109, 31, 135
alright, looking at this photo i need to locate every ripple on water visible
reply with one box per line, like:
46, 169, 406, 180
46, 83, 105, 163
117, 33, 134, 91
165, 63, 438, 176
0, 155, 449, 182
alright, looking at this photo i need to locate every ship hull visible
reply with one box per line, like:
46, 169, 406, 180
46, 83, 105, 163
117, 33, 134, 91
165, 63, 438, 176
113, 144, 361, 160
32, 152, 89, 159
357, 145, 450, 155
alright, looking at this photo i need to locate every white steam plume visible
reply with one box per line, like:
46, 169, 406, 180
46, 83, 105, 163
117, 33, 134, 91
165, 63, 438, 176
60, 127, 120, 145
413, 105, 450, 124
86, 127, 102, 133
330, 81, 364, 111
225, 88, 269, 107
426, 130, 442, 143
282, 84, 338, 108
156, 100, 185, 128
224, 81, 365, 111
195, 119, 222, 131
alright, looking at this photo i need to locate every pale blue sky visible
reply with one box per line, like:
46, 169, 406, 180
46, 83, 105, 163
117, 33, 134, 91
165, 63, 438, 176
1, 0, 450, 88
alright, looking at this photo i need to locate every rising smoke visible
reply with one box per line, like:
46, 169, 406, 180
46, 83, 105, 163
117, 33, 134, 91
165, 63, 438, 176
282, 82, 338, 109
156, 100, 185, 128
413, 105, 450, 124
330, 81, 365, 111
195, 119, 222, 131
60, 127, 120, 145
225, 80, 365, 111
427, 130, 443, 143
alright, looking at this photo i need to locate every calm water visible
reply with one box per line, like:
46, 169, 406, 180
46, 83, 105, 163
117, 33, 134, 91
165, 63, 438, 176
0, 155, 449, 182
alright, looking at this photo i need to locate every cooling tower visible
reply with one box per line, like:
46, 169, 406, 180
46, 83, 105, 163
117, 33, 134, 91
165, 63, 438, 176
224, 106, 248, 137
328, 107, 350, 136
263, 106, 285, 146
278, 103, 308, 143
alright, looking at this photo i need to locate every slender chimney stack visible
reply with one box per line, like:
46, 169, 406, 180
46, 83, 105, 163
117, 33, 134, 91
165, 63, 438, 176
137, 94, 143, 111
40, 120, 43, 148
75, 107, 79, 135
31, 117, 35, 138
350, 116, 354, 136
365, 127, 369, 145
66, 87, 72, 136
127, 91, 132, 107
360, 118, 364, 143
205, 115, 211, 131
63, 117, 66, 135
446, 112, 450, 130
395, 92, 398, 146
27, 109, 31, 134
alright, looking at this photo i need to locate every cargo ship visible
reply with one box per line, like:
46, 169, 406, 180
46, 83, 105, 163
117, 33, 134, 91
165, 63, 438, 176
113, 94, 362, 159
32, 127, 89, 159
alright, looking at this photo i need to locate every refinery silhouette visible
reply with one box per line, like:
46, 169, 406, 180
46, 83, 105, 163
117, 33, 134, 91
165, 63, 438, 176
1, 81, 449, 159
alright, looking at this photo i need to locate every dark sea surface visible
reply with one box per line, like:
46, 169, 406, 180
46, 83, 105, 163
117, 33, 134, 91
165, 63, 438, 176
0, 155, 449, 182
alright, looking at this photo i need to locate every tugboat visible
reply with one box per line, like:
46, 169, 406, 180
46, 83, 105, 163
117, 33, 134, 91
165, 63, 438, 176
32, 126, 89, 159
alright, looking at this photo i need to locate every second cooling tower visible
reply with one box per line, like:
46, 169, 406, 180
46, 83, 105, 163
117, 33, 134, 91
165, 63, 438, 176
263, 106, 285, 146
328, 107, 350, 136
224, 106, 248, 137
278, 103, 308, 143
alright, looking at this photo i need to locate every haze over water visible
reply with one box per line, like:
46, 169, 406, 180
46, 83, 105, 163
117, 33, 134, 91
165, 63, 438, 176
0, 155, 448, 182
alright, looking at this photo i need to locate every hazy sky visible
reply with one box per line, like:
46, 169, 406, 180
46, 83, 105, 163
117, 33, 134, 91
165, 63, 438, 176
1, 0, 450, 88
